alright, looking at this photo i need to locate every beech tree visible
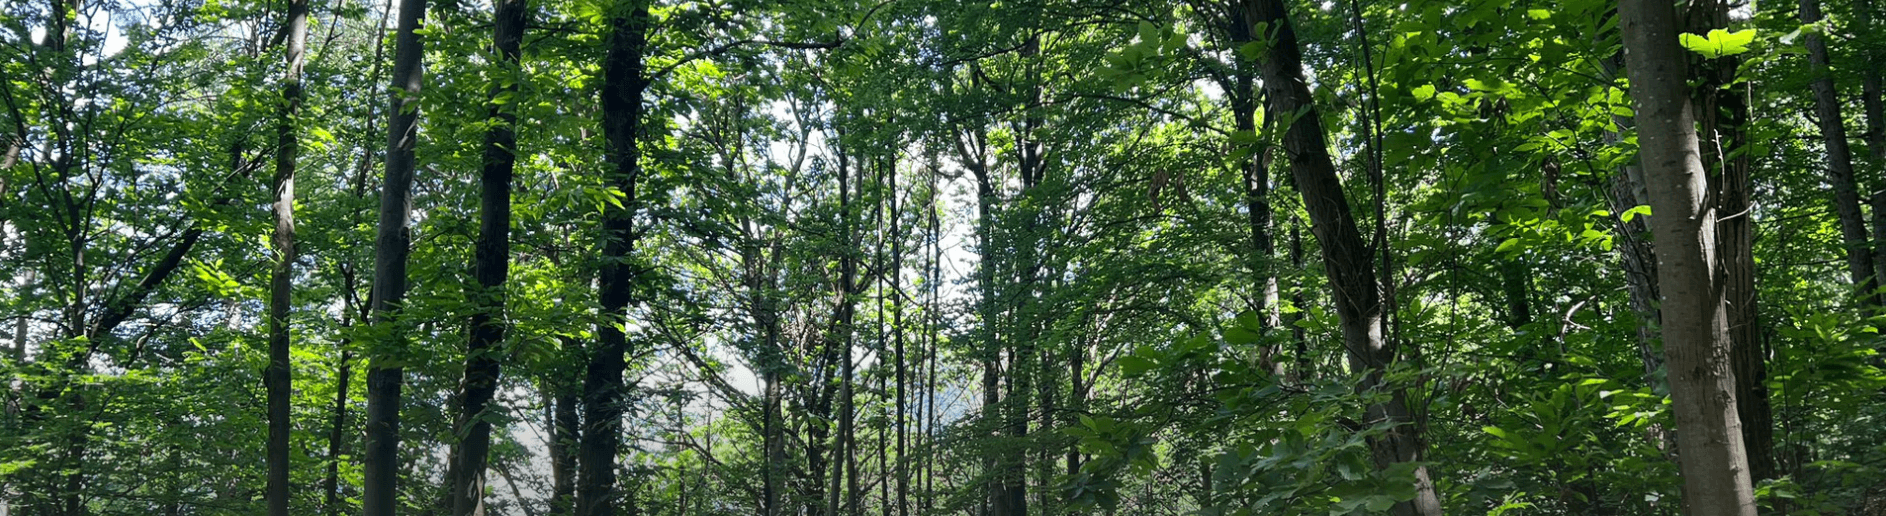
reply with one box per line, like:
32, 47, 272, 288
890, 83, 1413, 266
1620, 0, 1757, 512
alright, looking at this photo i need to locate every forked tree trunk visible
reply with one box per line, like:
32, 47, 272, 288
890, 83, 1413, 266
1619, 0, 1758, 513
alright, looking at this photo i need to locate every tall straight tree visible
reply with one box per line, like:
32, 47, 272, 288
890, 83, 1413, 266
443, 0, 527, 514
265, 0, 309, 513
1861, 0, 1886, 296
1246, 0, 1443, 514
364, 0, 430, 513
1800, 0, 1877, 302
1619, 0, 1758, 513
578, 1, 649, 515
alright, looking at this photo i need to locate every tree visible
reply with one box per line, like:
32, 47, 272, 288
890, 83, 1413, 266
578, 2, 650, 516
442, 0, 527, 514
1619, 0, 1757, 513
265, 0, 310, 514
1801, 0, 1877, 303
363, 0, 430, 514
1246, 0, 1444, 513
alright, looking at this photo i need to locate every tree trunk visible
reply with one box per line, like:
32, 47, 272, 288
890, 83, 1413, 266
443, 1, 526, 514
1684, 0, 1774, 484
363, 0, 430, 513
1865, 0, 1886, 292
1227, 53, 1281, 372
547, 357, 581, 516
892, 153, 909, 516
324, 350, 352, 516
838, 149, 861, 516
1290, 223, 1310, 381
1247, 0, 1442, 513
578, 2, 650, 516
1801, 0, 1879, 303
1619, 0, 1758, 513
265, 0, 309, 513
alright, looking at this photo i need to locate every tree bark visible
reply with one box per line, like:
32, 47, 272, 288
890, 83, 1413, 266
1246, 0, 1443, 513
577, 2, 649, 516
363, 0, 430, 513
443, 1, 526, 514
891, 152, 909, 516
1619, 0, 1758, 513
266, 0, 309, 513
1864, 0, 1886, 294
546, 355, 581, 516
1684, 0, 1774, 484
1801, 0, 1879, 303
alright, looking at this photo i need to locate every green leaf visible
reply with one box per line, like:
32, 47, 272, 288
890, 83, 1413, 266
1224, 327, 1261, 346
1118, 356, 1156, 377
1679, 29, 1758, 58
1620, 204, 1651, 223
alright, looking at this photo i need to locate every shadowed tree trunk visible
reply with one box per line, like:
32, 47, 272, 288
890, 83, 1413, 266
578, 2, 649, 516
443, 1, 526, 514
362, 0, 430, 513
265, 0, 308, 513
1684, 0, 1773, 484
1801, 0, 1878, 303
1246, 0, 1443, 513
1619, 0, 1758, 513
1862, 0, 1886, 294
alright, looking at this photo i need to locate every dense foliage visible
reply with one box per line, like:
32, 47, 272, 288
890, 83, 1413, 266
2, 0, 1884, 514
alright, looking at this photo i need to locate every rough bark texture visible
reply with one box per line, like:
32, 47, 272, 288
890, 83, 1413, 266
265, 0, 308, 514
1619, 0, 1758, 513
443, 1, 525, 514
577, 3, 648, 516
363, 0, 429, 513
1246, 0, 1442, 513
1802, 0, 1879, 302
1684, 0, 1774, 484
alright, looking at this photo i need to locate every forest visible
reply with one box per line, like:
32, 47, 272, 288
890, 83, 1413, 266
2, 0, 1884, 514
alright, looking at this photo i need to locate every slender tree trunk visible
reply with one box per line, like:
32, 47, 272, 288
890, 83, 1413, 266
363, 0, 430, 513
1247, 0, 1442, 513
838, 151, 861, 516
324, 349, 352, 516
873, 156, 890, 516
443, 2, 526, 514
265, 0, 309, 513
752, 239, 785, 516
892, 155, 909, 516
1619, 0, 1758, 513
547, 379, 578, 516
1864, 0, 1886, 292
1225, 27, 1281, 371
578, 2, 650, 516
925, 178, 941, 516
1290, 223, 1310, 381
1800, 0, 1879, 302
968, 155, 1002, 516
